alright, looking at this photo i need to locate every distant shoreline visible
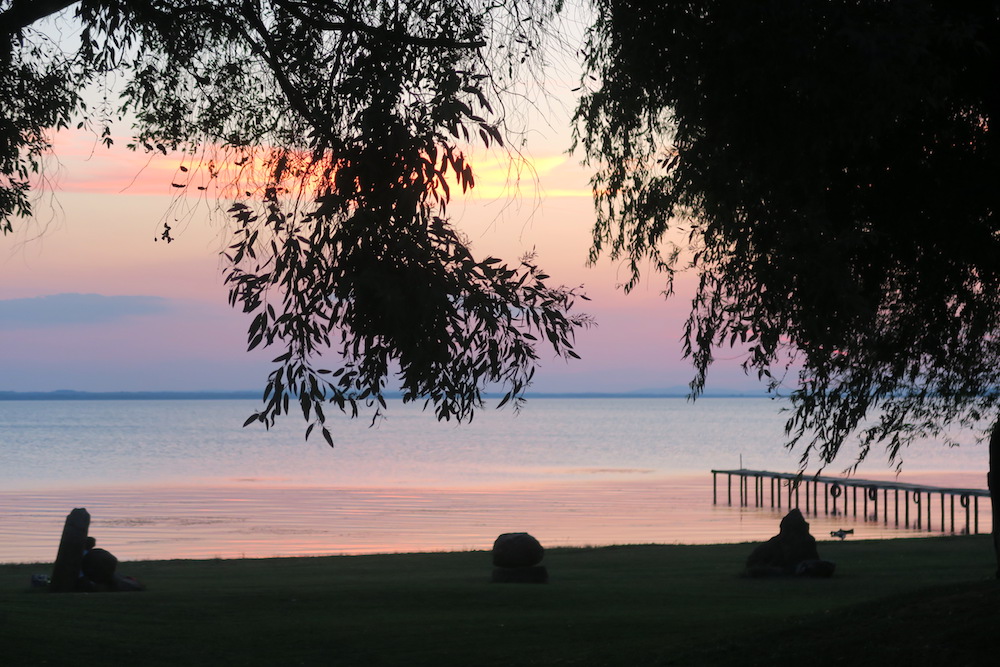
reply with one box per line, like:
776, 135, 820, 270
0, 389, 769, 401
0, 390, 262, 401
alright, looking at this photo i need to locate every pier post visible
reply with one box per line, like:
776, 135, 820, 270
940, 493, 945, 533
926, 492, 932, 531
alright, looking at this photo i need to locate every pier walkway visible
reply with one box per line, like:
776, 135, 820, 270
712, 468, 990, 535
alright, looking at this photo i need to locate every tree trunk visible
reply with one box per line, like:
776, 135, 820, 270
990, 421, 1000, 579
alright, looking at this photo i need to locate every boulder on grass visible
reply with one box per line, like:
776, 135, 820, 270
491, 532, 548, 583
492, 532, 544, 568
51, 508, 90, 592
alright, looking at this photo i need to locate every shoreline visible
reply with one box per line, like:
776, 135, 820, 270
1, 532, 987, 567
2, 473, 990, 565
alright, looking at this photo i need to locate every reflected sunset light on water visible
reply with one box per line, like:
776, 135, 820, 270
1, 399, 992, 564
1, 473, 990, 564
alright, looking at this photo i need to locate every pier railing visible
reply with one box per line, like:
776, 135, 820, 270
711, 468, 990, 535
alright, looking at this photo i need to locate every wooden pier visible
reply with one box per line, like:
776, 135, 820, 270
711, 469, 990, 535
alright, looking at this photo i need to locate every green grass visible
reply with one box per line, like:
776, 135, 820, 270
1, 536, 997, 666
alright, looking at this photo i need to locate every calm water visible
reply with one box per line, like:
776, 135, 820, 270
0, 398, 991, 563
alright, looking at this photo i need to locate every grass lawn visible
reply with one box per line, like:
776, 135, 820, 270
1, 535, 996, 666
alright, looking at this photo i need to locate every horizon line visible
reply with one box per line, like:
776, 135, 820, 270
0, 388, 771, 401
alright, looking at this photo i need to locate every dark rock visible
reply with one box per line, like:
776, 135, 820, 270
50, 508, 90, 592
491, 565, 548, 583
492, 532, 544, 568
745, 509, 835, 577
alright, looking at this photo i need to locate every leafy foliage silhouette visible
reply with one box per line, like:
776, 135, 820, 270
1, 0, 589, 442
576, 0, 1000, 572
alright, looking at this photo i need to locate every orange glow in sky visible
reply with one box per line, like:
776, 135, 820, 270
1, 94, 763, 396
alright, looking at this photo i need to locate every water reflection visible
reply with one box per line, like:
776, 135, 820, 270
1, 473, 989, 564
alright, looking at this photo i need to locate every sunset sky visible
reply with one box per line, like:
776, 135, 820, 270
0, 27, 763, 398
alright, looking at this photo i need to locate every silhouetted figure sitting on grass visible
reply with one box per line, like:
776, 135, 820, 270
51, 508, 144, 592
81, 537, 144, 592
81, 537, 119, 590
745, 509, 835, 577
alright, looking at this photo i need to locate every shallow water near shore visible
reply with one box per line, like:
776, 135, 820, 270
1, 473, 991, 564
0, 398, 992, 563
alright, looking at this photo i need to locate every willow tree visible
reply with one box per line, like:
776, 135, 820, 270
575, 1, 1000, 572
1, 0, 589, 442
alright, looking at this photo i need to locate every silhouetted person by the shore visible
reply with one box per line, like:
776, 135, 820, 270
745, 509, 835, 577
81, 537, 119, 590
51, 508, 143, 592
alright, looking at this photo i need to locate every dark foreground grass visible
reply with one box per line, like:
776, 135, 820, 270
1, 536, 996, 666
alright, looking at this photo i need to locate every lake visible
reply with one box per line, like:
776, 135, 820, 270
0, 397, 991, 563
